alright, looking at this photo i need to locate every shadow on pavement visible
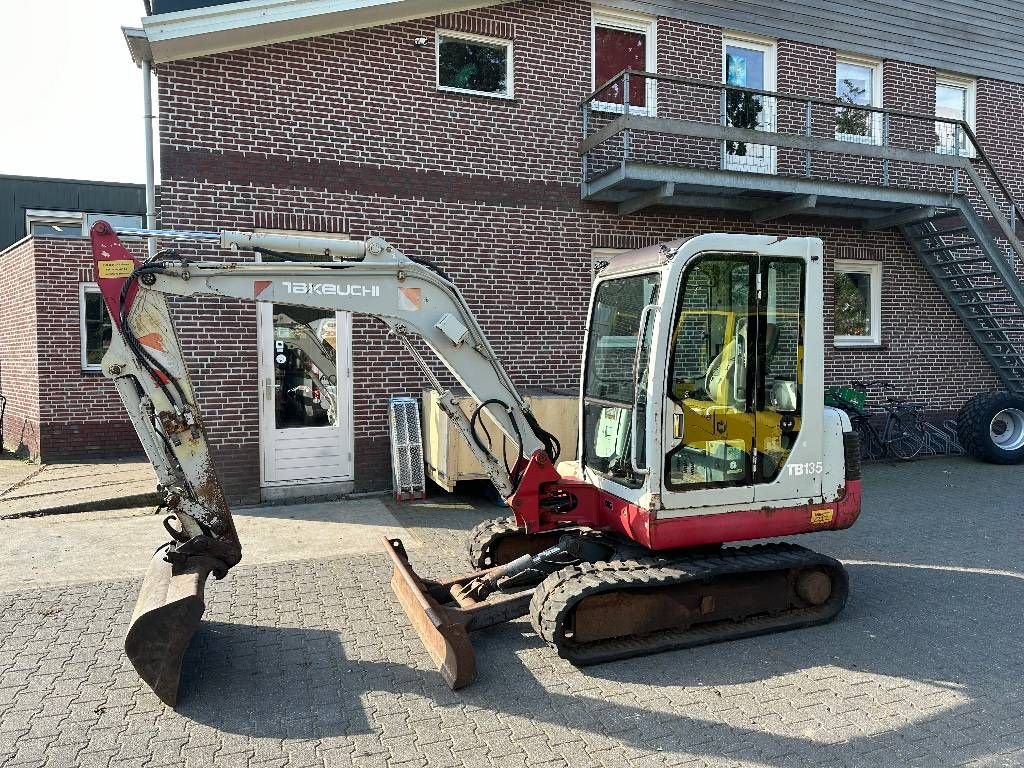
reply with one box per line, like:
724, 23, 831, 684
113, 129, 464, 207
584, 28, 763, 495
174, 556, 1024, 766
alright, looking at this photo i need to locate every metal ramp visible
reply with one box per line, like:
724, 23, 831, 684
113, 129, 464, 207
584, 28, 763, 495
900, 198, 1024, 395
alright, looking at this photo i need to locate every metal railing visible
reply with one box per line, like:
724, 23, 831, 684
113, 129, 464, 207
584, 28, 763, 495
580, 69, 1024, 259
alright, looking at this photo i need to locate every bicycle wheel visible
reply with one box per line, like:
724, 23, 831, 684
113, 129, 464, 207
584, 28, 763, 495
853, 417, 882, 461
887, 409, 925, 460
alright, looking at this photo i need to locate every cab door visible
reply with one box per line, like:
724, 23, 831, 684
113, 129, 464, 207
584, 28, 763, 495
662, 253, 758, 508
660, 250, 811, 511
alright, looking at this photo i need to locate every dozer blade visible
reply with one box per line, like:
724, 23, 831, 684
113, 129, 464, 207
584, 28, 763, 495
384, 537, 477, 689
124, 545, 219, 706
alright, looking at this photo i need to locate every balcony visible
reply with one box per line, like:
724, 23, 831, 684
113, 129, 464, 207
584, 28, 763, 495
580, 71, 1024, 394
579, 70, 1020, 235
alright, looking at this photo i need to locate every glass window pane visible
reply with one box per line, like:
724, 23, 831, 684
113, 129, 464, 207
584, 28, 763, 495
835, 270, 873, 337
836, 62, 873, 138
666, 255, 754, 490
836, 62, 872, 105
725, 46, 764, 89
273, 310, 339, 428
594, 26, 647, 106
31, 221, 82, 237
83, 292, 111, 367
760, 259, 805, 483
438, 36, 508, 95
935, 83, 969, 153
582, 273, 660, 487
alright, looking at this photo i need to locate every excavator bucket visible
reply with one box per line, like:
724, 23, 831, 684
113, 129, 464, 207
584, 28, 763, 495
124, 546, 219, 706
383, 538, 532, 689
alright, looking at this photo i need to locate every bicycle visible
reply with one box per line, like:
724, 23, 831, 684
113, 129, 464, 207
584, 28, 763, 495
831, 380, 927, 461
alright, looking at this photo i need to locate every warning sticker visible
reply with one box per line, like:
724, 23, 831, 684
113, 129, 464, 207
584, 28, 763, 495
97, 260, 135, 278
399, 287, 422, 311
810, 508, 834, 525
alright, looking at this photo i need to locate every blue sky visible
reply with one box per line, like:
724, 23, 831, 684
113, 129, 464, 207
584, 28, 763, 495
0, 1, 152, 184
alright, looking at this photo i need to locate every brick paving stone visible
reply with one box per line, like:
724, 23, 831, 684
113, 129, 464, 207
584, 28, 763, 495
1, 459, 1024, 767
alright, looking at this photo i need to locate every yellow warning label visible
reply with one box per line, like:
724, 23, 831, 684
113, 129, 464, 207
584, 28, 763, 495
97, 260, 135, 278
810, 508, 834, 525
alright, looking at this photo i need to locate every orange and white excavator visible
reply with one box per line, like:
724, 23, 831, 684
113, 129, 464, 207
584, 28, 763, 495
91, 221, 866, 706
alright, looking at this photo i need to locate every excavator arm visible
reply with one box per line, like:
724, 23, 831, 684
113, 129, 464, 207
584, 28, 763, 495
90, 222, 567, 703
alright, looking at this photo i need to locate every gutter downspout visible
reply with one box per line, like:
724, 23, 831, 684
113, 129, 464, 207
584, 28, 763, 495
142, 59, 157, 259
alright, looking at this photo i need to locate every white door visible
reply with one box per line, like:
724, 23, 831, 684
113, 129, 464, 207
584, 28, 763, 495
722, 37, 776, 174
256, 246, 353, 487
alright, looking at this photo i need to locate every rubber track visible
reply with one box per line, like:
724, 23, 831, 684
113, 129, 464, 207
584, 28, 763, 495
466, 516, 588, 569
529, 543, 848, 666
466, 516, 519, 568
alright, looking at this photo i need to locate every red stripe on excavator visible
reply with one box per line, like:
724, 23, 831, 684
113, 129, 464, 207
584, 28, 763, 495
89, 221, 141, 330
510, 450, 862, 551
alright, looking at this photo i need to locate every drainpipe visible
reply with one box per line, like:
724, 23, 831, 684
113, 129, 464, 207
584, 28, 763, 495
142, 58, 157, 259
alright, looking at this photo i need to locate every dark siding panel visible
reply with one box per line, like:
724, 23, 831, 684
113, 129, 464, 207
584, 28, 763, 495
609, 0, 1024, 84
0, 177, 146, 252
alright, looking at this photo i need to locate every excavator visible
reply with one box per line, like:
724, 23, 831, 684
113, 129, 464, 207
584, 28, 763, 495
89, 221, 864, 706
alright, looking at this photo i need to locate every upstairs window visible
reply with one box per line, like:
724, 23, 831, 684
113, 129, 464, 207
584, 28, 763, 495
935, 74, 976, 156
591, 9, 656, 113
436, 31, 513, 98
835, 57, 881, 144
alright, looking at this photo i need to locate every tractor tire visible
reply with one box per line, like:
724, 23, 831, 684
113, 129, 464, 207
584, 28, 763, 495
957, 391, 1024, 465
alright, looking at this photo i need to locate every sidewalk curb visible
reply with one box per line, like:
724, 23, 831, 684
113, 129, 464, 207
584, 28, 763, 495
0, 492, 161, 521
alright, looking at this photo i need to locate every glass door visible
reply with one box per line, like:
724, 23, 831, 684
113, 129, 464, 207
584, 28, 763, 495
722, 38, 776, 174
662, 253, 806, 507
664, 254, 756, 504
256, 249, 353, 486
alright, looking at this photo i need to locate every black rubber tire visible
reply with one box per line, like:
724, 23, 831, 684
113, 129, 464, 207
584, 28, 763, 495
957, 391, 1024, 465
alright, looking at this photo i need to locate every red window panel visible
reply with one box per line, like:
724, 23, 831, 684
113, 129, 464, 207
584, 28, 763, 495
594, 26, 646, 107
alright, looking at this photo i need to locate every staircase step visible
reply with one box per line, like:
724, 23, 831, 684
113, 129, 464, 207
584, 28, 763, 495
921, 241, 979, 254
929, 255, 990, 266
960, 299, 1023, 306
948, 285, 1007, 293
937, 270, 998, 279
915, 225, 971, 239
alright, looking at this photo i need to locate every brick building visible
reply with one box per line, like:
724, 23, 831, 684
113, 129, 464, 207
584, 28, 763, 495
0, 176, 146, 460
6, 1, 1022, 501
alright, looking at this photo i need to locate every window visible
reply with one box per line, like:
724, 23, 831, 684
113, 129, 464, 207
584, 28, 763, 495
436, 31, 512, 98
591, 8, 656, 114
26, 210, 143, 239
834, 260, 882, 347
80, 284, 112, 371
582, 272, 661, 488
835, 57, 881, 144
27, 211, 84, 238
935, 74, 976, 156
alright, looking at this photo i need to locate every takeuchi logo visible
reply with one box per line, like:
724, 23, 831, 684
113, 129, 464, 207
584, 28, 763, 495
280, 282, 380, 297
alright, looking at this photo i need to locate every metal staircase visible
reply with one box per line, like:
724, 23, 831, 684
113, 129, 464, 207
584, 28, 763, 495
901, 197, 1024, 395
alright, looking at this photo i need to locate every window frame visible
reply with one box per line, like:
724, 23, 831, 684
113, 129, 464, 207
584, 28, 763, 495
834, 54, 883, 146
935, 72, 977, 157
435, 29, 514, 100
79, 282, 108, 372
591, 7, 657, 116
26, 209, 85, 238
833, 259, 883, 348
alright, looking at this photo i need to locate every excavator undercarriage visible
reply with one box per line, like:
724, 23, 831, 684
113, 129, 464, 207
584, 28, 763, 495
89, 222, 865, 705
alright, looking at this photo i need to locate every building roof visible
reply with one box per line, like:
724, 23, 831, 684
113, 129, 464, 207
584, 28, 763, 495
133, 0, 502, 64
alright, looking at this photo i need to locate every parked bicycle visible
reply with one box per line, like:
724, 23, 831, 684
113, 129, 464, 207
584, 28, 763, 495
830, 380, 927, 461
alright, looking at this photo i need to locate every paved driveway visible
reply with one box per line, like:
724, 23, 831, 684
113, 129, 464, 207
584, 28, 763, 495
1, 458, 1023, 767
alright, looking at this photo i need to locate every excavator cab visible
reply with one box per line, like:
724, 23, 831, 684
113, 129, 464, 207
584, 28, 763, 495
580, 235, 837, 523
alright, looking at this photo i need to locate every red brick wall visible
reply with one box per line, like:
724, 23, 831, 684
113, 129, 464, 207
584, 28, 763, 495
0, 239, 40, 459
153, 0, 1019, 495
30, 238, 145, 461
